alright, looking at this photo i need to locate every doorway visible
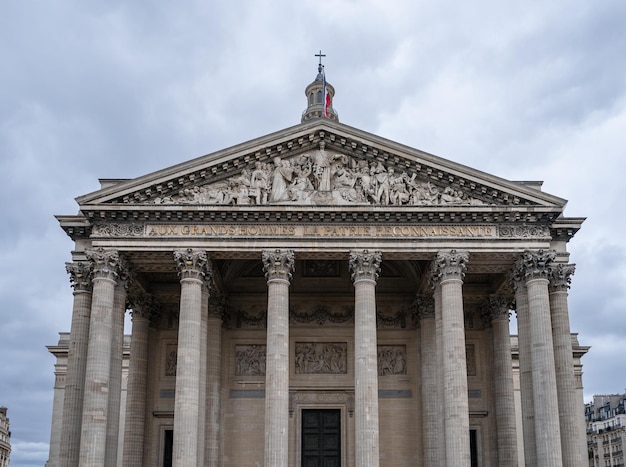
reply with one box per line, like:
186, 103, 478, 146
301, 409, 341, 467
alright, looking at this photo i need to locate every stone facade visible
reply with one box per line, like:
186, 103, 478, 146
0, 407, 10, 467
46, 70, 588, 466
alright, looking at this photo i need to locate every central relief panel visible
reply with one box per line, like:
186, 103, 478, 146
295, 342, 348, 375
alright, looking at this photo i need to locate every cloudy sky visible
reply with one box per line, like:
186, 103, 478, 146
2, 1, 626, 465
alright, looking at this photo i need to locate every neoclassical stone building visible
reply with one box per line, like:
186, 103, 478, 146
47, 66, 588, 467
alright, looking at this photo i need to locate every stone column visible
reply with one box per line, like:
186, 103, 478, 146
205, 291, 225, 466
349, 249, 382, 467
122, 293, 157, 466
485, 295, 518, 467
196, 284, 209, 467
433, 282, 446, 464
550, 264, 584, 467
58, 262, 93, 467
79, 248, 121, 466
511, 270, 535, 467
262, 249, 295, 467
430, 250, 470, 467
172, 248, 211, 467
518, 250, 563, 466
416, 295, 441, 467
105, 272, 130, 467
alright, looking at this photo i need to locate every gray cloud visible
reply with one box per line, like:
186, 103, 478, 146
2, 1, 625, 464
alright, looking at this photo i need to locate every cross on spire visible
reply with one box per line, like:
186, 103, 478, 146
315, 50, 326, 73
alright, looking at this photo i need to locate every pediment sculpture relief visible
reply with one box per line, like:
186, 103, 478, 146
151, 148, 487, 207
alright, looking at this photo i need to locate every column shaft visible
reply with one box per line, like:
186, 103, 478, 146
79, 250, 119, 466
205, 298, 224, 466
354, 279, 380, 466
350, 250, 382, 467
514, 280, 536, 466
173, 278, 204, 466
489, 297, 518, 467
196, 286, 208, 467
417, 296, 439, 467
550, 264, 584, 467
441, 277, 470, 466
59, 262, 92, 467
263, 249, 294, 467
432, 250, 470, 467
173, 249, 210, 467
434, 285, 446, 465
105, 284, 127, 467
122, 304, 151, 466
527, 276, 563, 466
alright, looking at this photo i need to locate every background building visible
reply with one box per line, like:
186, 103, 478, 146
586, 392, 626, 467
0, 407, 11, 467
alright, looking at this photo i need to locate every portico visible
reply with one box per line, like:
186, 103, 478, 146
47, 67, 588, 467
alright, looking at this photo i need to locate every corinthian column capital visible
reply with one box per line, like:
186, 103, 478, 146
515, 249, 556, 282
173, 248, 212, 282
85, 248, 122, 281
66, 261, 93, 291
349, 249, 382, 283
482, 294, 514, 324
415, 294, 435, 321
262, 249, 295, 282
430, 250, 469, 286
128, 291, 160, 321
549, 263, 576, 292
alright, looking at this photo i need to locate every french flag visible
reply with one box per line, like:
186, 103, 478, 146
322, 70, 332, 118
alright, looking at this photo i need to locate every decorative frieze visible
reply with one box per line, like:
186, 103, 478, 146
92, 223, 144, 237
498, 225, 550, 238
262, 249, 295, 282
294, 342, 347, 374
290, 305, 353, 325
349, 249, 382, 283
146, 151, 489, 207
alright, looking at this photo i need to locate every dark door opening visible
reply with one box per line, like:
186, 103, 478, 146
163, 429, 173, 467
302, 409, 341, 467
470, 428, 478, 467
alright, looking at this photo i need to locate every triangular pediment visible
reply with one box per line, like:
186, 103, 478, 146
76, 120, 566, 213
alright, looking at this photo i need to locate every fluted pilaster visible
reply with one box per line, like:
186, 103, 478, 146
416, 295, 440, 467
122, 293, 158, 466
518, 250, 562, 467
263, 249, 295, 467
430, 250, 470, 467
349, 249, 382, 467
550, 264, 584, 467
79, 248, 122, 466
173, 248, 211, 467
58, 262, 93, 467
485, 294, 518, 467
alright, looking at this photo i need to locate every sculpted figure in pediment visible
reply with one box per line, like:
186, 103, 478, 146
148, 151, 489, 207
